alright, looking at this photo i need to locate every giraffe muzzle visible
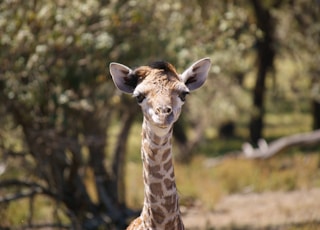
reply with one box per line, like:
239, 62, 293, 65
155, 105, 173, 116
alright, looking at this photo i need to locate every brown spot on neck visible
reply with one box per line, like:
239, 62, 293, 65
149, 182, 163, 197
162, 148, 171, 161
164, 178, 175, 191
163, 158, 173, 172
165, 216, 185, 230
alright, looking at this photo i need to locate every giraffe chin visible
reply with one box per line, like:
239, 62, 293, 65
151, 114, 175, 129
153, 120, 174, 129
153, 121, 172, 129
158, 125, 169, 128
149, 122, 173, 137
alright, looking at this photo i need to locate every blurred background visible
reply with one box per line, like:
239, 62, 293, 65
0, 0, 319, 229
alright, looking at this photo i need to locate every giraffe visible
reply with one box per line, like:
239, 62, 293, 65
109, 58, 211, 230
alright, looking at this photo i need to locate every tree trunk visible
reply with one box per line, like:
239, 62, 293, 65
312, 100, 320, 130
83, 111, 130, 228
112, 107, 138, 208
311, 75, 320, 130
174, 115, 207, 163
249, 0, 275, 144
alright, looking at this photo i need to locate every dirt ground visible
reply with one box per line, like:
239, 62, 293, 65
182, 188, 320, 230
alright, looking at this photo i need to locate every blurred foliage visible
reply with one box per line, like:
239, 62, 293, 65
0, 0, 319, 229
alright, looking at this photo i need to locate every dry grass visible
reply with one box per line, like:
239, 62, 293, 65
3, 196, 69, 227
125, 152, 320, 211
124, 106, 320, 215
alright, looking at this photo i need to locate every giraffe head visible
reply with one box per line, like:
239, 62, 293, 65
109, 58, 211, 136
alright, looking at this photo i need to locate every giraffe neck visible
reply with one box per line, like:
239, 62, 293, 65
139, 118, 184, 229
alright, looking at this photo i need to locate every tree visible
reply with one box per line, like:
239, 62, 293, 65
0, 0, 137, 228
289, 0, 320, 130
248, 0, 276, 144
1, 0, 232, 227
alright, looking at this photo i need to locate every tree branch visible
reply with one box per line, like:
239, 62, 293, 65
0, 180, 59, 203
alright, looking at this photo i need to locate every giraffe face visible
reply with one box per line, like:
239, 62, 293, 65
132, 67, 189, 129
109, 58, 211, 130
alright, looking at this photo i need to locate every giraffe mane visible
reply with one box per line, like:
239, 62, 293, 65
148, 61, 177, 74
130, 61, 179, 86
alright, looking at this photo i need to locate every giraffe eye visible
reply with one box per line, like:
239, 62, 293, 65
134, 93, 146, 103
179, 91, 189, 102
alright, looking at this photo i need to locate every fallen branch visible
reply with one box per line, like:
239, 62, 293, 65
242, 129, 320, 159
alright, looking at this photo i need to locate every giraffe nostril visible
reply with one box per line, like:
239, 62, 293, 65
156, 106, 172, 115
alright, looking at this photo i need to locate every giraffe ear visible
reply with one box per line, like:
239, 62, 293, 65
109, 62, 136, 94
180, 58, 211, 91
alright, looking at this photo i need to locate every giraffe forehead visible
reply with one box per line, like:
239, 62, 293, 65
135, 74, 186, 96
131, 62, 188, 96
146, 72, 181, 88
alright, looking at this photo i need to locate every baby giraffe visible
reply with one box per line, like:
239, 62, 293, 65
109, 58, 211, 230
